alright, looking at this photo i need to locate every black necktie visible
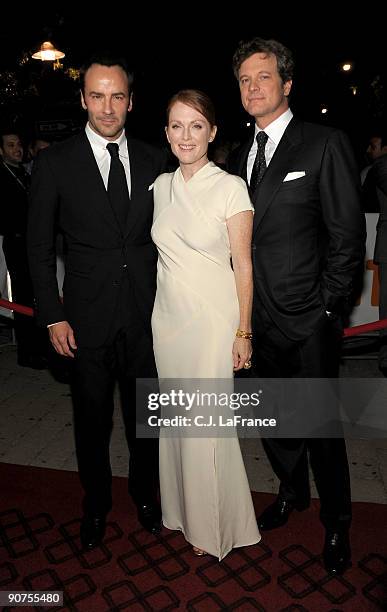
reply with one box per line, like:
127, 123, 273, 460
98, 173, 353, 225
250, 131, 268, 193
106, 142, 130, 228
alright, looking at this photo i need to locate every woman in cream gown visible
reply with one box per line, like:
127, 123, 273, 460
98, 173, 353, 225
151, 90, 260, 560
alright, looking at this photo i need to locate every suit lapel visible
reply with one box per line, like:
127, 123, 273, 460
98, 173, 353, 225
125, 136, 149, 237
75, 133, 121, 233
252, 118, 303, 234
236, 137, 253, 184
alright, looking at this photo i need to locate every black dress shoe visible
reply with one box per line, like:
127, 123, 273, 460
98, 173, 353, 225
258, 499, 296, 531
323, 530, 351, 575
137, 503, 162, 535
80, 514, 106, 550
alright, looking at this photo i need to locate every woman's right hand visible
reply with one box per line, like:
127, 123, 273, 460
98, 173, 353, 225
232, 337, 252, 371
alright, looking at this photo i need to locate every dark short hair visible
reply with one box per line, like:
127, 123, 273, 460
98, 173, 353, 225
232, 37, 294, 84
368, 127, 387, 149
80, 54, 134, 95
166, 89, 216, 127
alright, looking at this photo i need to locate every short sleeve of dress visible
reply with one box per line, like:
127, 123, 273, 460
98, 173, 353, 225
224, 175, 254, 220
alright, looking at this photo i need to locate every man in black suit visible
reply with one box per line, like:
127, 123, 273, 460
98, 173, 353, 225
361, 129, 387, 212
228, 38, 365, 575
0, 130, 48, 369
369, 152, 387, 372
28, 55, 167, 549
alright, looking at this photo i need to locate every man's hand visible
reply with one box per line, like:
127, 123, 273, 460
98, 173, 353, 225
48, 321, 77, 357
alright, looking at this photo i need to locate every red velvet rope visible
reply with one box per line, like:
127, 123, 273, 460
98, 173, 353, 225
1, 297, 387, 337
343, 318, 387, 337
0, 298, 34, 317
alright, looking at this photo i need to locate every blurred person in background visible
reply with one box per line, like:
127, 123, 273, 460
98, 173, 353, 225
0, 129, 48, 368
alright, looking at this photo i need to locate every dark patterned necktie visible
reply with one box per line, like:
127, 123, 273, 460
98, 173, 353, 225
250, 131, 268, 193
106, 142, 130, 228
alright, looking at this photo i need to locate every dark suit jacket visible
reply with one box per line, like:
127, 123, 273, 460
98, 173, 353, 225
362, 163, 381, 213
0, 162, 29, 236
371, 154, 387, 264
28, 131, 166, 347
228, 117, 365, 341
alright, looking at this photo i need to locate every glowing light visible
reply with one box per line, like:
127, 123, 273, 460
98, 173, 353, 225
32, 41, 65, 61
66, 67, 80, 81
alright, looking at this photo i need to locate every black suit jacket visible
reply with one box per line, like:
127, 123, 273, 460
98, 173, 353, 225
0, 162, 29, 236
361, 163, 381, 213
371, 154, 387, 264
28, 131, 166, 347
228, 117, 365, 341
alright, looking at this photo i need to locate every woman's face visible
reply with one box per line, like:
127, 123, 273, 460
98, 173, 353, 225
166, 101, 216, 174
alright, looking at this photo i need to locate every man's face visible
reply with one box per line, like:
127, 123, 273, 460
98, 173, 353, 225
81, 64, 132, 140
0, 134, 23, 165
238, 52, 292, 128
366, 137, 383, 162
30, 139, 50, 157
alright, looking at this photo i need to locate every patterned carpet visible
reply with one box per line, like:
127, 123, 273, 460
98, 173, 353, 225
0, 463, 386, 611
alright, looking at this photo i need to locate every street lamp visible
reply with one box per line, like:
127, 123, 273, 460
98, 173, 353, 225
32, 41, 65, 61
341, 62, 353, 72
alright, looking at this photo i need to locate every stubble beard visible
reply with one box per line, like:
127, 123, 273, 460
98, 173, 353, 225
90, 117, 125, 140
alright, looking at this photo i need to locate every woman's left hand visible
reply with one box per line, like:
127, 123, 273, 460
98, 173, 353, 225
232, 337, 252, 371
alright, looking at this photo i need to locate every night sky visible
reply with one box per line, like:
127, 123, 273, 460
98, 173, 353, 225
1, 9, 386, 155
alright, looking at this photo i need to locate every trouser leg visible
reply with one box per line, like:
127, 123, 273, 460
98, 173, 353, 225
71, 344, 115, 516
253, 300, 351, 526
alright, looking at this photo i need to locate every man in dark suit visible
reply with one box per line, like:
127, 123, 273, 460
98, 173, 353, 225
0, 130, 48, 368
28, 55, 167, 550
228, 38, 365, 575
369, 152, 387, 372
361, 130, 387, 212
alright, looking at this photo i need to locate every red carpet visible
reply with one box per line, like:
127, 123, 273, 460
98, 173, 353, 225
0, 462, 386, 611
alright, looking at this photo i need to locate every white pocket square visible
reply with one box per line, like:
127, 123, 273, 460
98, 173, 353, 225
283, 171, 306, 182
148, 183, 154, 191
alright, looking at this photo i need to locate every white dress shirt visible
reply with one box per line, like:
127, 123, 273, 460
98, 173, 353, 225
247, 108, 293, 184
85, 122, 131, 196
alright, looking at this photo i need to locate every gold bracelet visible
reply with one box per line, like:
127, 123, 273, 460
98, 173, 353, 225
236, 329, 253, 340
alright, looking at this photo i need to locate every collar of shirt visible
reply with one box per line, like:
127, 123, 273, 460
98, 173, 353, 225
249, 108, 293, 168
85, 122, 128, 160
85, 123, 131, 193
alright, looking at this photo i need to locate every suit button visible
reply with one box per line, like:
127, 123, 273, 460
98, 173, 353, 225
251, 244, 256, 251
122, 263, 128, 269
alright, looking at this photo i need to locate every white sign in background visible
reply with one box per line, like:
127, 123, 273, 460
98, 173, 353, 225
350, 213, 379, 327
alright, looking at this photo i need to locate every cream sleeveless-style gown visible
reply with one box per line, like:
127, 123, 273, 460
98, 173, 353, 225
151, 162, 260, 560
